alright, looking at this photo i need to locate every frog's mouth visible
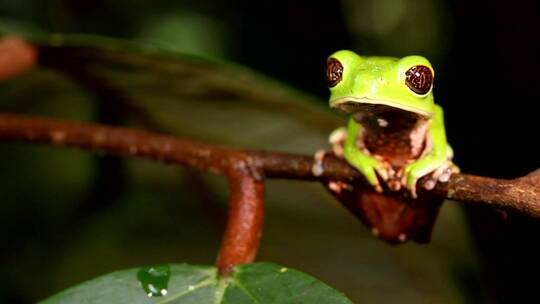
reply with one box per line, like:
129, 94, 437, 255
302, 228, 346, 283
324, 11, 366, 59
330, 97, 432, 119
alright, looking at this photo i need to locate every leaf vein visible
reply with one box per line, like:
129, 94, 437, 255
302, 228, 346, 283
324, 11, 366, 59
156, 277, 216, 304
232, 279, 260, 304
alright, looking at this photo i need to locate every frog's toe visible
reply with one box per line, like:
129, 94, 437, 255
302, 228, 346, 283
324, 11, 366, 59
423, 163, 448, 189
438, 168, 453, 183
327, 180, 353, 194
402, 167, 425, 198
312, 149, 327, 176
329, 128, 346, 158
412, 161, 459, 194
375, 163, 390, 181
387, 179, 402, 192
361, 166, 383, 193
408, 182, 419, 199
377, 162, 402, 191
314, 149, 326, 161
423, 177, 437, 190
312, 164, 324, 176
364, 168, 383, 193
328, 127, 347, 145
439, 164, 459, 182
425, 161, 458, 188
332, 144, 344, 158
401, 172, 419, 198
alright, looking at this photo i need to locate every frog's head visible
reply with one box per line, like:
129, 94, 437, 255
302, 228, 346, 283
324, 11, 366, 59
326, 50, 435, 120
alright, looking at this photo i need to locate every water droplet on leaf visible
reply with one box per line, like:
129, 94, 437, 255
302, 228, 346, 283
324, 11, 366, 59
137, 264, 171, 297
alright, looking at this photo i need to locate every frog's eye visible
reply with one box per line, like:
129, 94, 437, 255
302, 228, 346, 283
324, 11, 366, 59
326, 58, 343, 88
405, 65, 433, 95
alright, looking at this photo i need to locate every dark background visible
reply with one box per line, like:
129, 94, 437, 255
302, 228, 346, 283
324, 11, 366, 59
0, 0, 539, 303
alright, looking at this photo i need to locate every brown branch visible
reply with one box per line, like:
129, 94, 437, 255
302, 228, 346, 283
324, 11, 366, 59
217, 164, 265, 276
0, 113, 539, 274
429, 172, 540, 218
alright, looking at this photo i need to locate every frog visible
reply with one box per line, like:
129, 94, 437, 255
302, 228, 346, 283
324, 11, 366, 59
313, 50, 459, 244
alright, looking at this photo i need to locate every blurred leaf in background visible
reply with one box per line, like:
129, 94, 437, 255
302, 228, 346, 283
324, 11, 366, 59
342, 0, 451, 60
137, 11, 233, 58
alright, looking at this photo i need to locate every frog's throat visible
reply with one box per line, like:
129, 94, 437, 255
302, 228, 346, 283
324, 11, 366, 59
330, 97, 432, 118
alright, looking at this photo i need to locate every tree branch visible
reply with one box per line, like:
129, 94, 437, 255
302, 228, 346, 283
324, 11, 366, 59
0, 113, 539, 274
217, 164, 265, 276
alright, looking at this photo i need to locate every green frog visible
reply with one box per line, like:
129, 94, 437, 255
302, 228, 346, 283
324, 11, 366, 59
314, 50, 458, 244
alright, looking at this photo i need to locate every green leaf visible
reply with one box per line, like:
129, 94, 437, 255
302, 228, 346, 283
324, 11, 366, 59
39, 262, 352, 304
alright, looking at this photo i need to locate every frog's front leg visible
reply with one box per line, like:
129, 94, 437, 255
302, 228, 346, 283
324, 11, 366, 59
343, 117, 391, 193
422, 144, 460, 190
403, 105, 458, 198
313, 118, 391, 193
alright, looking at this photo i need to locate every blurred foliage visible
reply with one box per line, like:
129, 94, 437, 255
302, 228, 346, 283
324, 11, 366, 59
342, 0, 452, 61
137, 12, 233, 58
0, 0, 519, 303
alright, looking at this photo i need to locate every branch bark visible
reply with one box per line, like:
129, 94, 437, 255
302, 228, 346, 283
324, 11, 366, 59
217, 164, 265, 276
0, 113, 539, 274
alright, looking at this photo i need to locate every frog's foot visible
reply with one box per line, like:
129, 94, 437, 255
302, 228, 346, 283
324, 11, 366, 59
312, 127, 348, 176
329, 127, 347, 158
369, 163, 391, 194
385, 167, 403, 192
423, 161, 460, 190
344, 155, 388, 194
371, 155, 394, 184
370, 179, 384, 194
402, 159, 459, 198
312, 149, 328, 176
369, 155, 402, 192
327, 180, 353, 194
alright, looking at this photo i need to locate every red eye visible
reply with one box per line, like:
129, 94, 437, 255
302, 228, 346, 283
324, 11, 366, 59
326, 58, 343, 88
405, 65, 433, 95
